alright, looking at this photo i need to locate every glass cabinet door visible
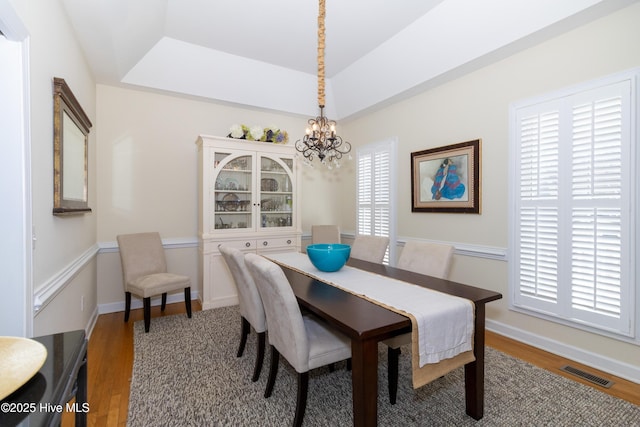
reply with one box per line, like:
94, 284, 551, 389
259, 155, 294, 229
213, 152, 253, 231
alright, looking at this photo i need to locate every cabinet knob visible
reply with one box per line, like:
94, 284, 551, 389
263, 241, 268, 246
245, 242, 251, 248
287, 239, 292, 244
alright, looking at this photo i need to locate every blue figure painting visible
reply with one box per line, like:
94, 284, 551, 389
431, 158, 465, 200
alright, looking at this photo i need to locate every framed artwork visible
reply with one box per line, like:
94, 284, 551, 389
411, 139, 481, 213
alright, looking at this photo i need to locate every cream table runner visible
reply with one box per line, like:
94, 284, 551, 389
265, 252, 476, 388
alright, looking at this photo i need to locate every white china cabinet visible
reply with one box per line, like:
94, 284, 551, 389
196, 135, 301, 309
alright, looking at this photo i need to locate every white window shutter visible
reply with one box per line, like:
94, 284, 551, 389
357, 139, 397, 264
510, 73, 635, 338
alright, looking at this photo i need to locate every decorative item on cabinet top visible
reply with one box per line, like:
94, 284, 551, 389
228, 124, 289, 144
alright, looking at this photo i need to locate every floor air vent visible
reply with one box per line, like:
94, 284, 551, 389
560, 365, 614, 388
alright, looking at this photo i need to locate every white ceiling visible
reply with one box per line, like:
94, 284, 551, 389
61, 0, 633, 120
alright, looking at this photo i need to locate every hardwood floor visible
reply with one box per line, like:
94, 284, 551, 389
62, 302, 639, 426
485, 331, 640, 407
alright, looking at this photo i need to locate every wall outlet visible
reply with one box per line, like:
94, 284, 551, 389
81, 295, 84, 312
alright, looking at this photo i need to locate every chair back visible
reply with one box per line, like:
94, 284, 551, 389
311, 225, 341, 244
351, 235, 389, 263
219, 246, 267, 333
397, 241, 454, 279
245, 253, 309, 372
117, 232, 168, 288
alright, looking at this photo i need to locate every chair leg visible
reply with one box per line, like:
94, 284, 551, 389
252, 331, 266, 382
143, 297, 151, 333
124, 292, 132, 322
161, 293, 167, 311
293, 372, 309, 427
184, 287, 192, 318
388, 347, 400, 404
264, 346, 279, 398
237, 317, 250, 357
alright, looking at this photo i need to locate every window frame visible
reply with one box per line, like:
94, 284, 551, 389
508, 68, 639, 343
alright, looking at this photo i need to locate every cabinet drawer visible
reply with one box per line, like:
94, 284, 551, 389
257, 237, 296, 250
216, 240, 255, 251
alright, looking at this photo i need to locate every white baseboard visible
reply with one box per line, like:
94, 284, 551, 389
201, 295, 239, 310
98, 290, 200, 315
85, 306, 99, 339
487, 319, 640, 384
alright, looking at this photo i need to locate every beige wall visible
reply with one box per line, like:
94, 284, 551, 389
339, 3, 640, 373
11, 0, 98, 336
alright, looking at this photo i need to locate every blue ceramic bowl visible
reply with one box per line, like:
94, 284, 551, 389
306, 243, 351, 272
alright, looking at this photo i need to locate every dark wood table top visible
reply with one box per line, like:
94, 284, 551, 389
281, 256, 502, 342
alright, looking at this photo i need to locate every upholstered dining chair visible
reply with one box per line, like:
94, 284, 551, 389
384, 240, 454, 404
117, 232, 192, 333
245, 253, 352, 427
350, 235, 390, 264
311, 224, 341, 244
219, 245, 267, 382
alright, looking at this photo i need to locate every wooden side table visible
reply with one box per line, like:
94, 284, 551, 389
0, 329, 88, 427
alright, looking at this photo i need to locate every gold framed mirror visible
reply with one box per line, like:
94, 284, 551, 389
53, 77, 92, 215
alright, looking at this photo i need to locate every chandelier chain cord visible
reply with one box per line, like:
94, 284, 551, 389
295, 0, 351, 167
318, 0, 325, 107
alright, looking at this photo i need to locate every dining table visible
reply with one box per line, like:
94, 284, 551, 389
273, 255, 502, 427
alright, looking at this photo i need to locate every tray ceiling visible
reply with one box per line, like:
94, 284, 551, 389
61, 0, 632, 119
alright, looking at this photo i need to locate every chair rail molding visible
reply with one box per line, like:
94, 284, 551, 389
324, 231, 507, 262
98, 236, 198, 253
34, 243, 99, 314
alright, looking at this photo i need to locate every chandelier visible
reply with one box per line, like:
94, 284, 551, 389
295, 0, 351, 168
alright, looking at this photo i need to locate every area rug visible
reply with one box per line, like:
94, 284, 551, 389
128, 306, 639, 426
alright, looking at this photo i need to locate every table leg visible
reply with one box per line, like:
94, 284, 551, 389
351, 337, 379, 427
75, 347, 88, 427
464, 303, 486, 420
